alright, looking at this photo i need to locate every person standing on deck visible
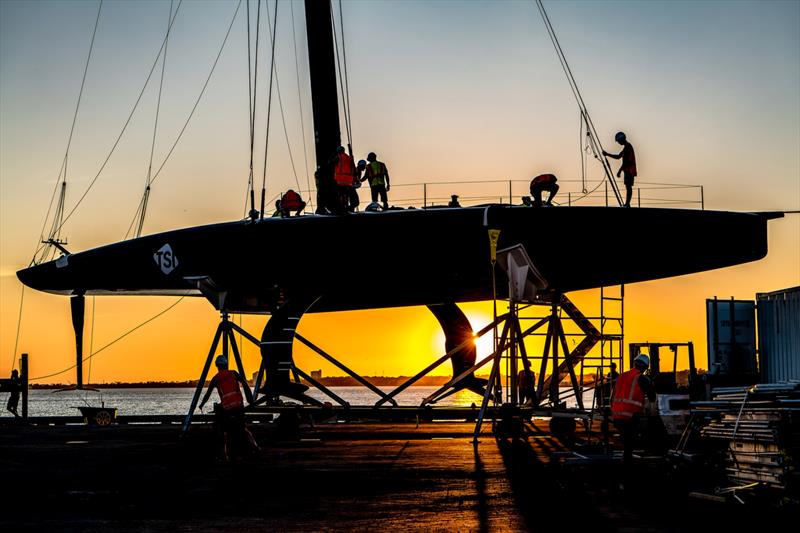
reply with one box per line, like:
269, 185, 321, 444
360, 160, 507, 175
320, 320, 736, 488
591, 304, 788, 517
611, 354, 655, 468
199, 355, 258, 460
333, 146, 357, 213
603, 132, 637, 208
6, 369, 20, 418
361, 152, 390, 210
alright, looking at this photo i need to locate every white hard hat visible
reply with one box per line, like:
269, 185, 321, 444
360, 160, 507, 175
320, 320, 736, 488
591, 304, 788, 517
633, 353, 650, 368
215, 355, 228, 367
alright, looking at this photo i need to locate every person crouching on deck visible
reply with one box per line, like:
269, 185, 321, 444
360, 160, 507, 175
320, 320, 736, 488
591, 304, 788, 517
529, 173, 559, 207
199, 355, 258, 460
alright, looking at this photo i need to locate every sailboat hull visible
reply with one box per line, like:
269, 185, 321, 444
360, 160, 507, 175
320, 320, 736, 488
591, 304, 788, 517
17, 207, 772, 313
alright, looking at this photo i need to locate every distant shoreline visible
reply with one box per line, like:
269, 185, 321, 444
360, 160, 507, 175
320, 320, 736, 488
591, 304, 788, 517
29, 376, 459, 389
28, 373, 608, 389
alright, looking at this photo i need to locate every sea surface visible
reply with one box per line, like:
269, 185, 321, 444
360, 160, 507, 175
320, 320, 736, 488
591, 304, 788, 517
20, 386, 594, 417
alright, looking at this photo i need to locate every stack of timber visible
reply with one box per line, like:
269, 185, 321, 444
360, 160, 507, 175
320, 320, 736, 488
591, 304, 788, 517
692, 382, 800, 491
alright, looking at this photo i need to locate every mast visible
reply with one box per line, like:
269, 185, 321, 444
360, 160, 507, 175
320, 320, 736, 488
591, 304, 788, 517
304, 0, 342, 170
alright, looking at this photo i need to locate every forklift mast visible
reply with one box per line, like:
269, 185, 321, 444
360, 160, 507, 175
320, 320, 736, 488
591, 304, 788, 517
628, 342, 703, 400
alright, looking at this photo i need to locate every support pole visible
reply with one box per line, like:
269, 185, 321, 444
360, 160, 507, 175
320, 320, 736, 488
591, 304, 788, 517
293, 366, 349, 406
183, 323, 224, 432
472, 325, 508, 442
295, 333, 397, 406
550, 306, 560, 405
21, 353, 28, 421
226, 327, 253, 404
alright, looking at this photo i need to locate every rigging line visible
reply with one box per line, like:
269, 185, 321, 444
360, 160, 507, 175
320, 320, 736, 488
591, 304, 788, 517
28, 293, 189, 382
33, 1, 185, 261
330, 3, 351, 149
260, 0, 279, 216
265, 4, 302, 193
290, 0, 313, 210
141, 0, 242, 191
9, 286, 25, 373
533, 0, 621, 205
33, 1, 103, 264
580, 111, 586, 194
134, 0, 175, 240
245, 0, 253, 218
245, 0, 262, 218
274, 66, 303, 192
337, 0, 353, 150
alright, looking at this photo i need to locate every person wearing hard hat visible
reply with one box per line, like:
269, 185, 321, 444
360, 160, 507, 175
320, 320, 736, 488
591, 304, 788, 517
199, 355, 258, 460
603, 131, 637, 208
611, 353, 655, 469
361, 152, 390, 211
529, 173, 559, 207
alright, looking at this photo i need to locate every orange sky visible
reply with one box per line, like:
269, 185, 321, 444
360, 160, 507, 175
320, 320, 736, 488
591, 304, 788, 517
1, 1, 798, 384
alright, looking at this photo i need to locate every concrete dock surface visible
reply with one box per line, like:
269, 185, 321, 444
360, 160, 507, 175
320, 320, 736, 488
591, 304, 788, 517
0, 420, 792, 531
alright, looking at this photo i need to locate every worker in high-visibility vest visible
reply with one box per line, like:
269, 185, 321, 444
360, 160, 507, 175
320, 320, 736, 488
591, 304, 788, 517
611, 353, 655, 467
361, 152, 390, 210
278, 189, 306, 217
603, 131, 638, 208
529, 173, 559, 207
199, 355, 258, 460
333, 146, 357, 213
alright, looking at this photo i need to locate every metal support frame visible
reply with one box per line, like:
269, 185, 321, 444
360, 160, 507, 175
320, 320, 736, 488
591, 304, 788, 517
183, 312, 247, 432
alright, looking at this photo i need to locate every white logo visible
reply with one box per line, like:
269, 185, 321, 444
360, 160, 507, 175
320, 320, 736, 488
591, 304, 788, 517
154, 244, 179, 275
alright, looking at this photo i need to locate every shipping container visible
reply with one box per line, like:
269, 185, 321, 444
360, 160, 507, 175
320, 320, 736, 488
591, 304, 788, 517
757, 286, 800, 382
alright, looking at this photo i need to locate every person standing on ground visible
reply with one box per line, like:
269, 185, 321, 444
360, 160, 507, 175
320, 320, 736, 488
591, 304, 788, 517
362, 152, 390, 210
603, 131, 637, 208
529, 173, 559, 207
199, 355, 258, 460
6, 369, 20, 418
517, 360, 537, 406
611, 353, 655, 468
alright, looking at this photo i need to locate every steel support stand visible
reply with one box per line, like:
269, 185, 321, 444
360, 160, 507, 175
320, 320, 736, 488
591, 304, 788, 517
183, 320, 225, 432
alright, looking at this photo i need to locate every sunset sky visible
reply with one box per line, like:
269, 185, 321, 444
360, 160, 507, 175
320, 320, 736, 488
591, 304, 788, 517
1, 0, 798, 385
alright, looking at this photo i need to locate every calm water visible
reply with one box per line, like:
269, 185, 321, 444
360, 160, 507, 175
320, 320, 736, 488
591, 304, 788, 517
19, 386, 593, 417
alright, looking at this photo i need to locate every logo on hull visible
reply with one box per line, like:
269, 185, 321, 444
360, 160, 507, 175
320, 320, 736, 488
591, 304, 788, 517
154, 244, 179, 275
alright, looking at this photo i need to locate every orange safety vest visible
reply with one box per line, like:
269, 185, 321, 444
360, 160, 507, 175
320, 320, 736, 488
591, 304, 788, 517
334, 153, 356, 187
217, 369, 244, 410
611, 368, 645, 421
281, 190, 302, 210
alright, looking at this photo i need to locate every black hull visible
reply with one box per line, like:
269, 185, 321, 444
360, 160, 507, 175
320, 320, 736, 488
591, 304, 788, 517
17, 207, 772, 313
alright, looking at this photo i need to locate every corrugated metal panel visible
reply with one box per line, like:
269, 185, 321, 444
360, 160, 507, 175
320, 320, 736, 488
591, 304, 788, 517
757, 286, 800, 382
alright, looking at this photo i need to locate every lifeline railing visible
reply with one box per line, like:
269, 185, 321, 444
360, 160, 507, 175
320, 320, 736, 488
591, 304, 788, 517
279, 178, 704, 215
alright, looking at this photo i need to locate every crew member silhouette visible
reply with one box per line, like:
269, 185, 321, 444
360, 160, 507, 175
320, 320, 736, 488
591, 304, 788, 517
603, 132, 637, 208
